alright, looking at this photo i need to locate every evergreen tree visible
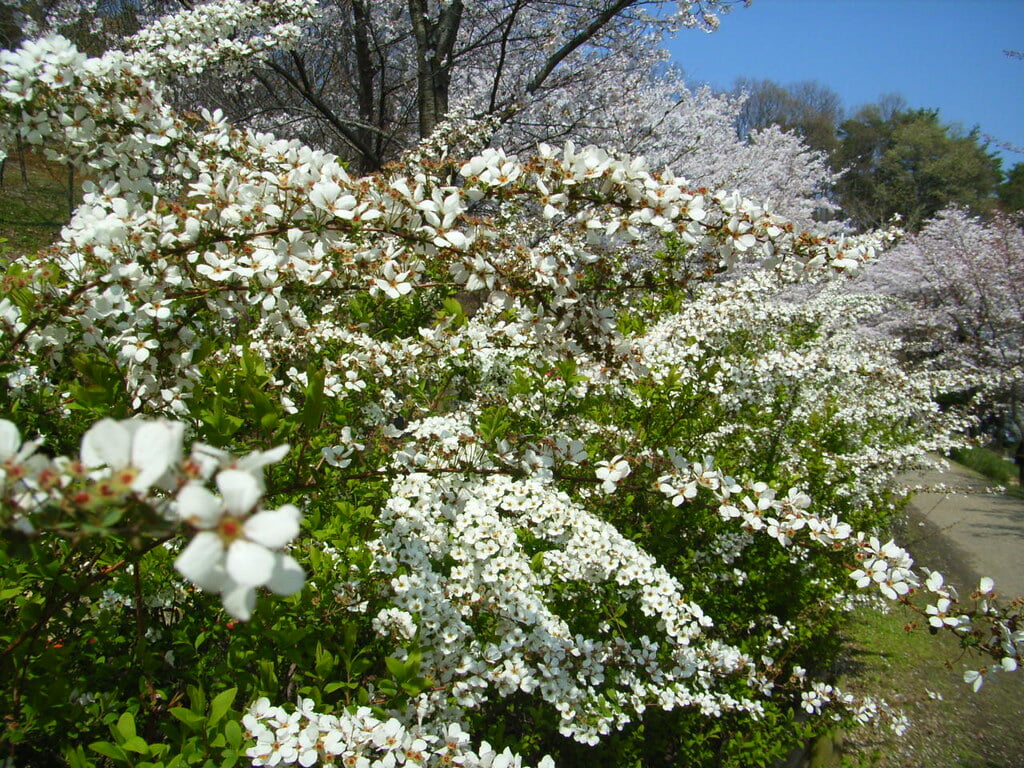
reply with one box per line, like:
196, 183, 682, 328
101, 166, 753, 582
833, 106, 1002, 231
998, 161, 1024, 212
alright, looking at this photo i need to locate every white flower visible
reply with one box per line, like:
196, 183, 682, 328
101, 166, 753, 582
963, 669, 985, 692
925, 598, 965, 629
595, 455, 630, 494
174, 469, 304, 620
977, 576, 995, 596
0, 419, 48, 518
371, 260, 414, 299
80, 418, 184, 494
925, 570, 945, 593
0, 419, 40, 469
321, 445, 354, 468
188, 441, 290, 484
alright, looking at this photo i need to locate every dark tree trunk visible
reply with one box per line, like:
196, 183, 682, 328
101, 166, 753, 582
351, 0, 380, 167
409, 0, 462, 139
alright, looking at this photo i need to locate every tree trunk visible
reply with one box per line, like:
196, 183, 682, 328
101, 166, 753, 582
408, 0, 462, 139
350, 0, 380, 170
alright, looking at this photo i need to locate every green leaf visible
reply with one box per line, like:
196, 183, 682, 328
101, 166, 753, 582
64, 745, 94, 768
208, 687, 237, 727
122, 735, 150, 755
224, 719, 242, 750
169, 707, 205, 730
476, 405, 511, 443
314, 643, 336, 678
530, 551, 546, 573
301, 368, 327, 431
187, 684, 206, 713
89, 741, 127, 763
257, 659, 278, 691
100, 506, 125, 528
384, 656, 405, 680
115, 711, 136, 741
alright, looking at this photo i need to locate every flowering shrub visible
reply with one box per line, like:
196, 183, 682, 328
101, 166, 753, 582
0, 3, 1021, 767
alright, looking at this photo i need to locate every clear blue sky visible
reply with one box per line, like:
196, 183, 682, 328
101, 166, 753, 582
663, 0, 1024, 170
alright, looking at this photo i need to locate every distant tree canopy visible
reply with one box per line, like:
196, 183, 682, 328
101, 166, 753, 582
832, 105, 1002, 231
732, 77, 843, 156
727, 79, 1009, 231
998, 162, 1024, 212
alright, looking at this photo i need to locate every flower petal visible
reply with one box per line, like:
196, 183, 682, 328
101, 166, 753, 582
216, 469, 262, 517
176, 483, 222, 528
244, 505, 300, 549
175, 531, 226, 590
220, 580, 256, 621
237, 444, 290, 477
81, 419, 130, 469
0, 420, 20, 461
131, 420, 184, 491
266, 553, 305, 596
226, 539, 275, 586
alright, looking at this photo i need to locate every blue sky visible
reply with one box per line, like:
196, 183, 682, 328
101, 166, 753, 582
663, 0, 1024, 170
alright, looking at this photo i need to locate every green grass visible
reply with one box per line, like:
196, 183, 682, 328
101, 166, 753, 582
0, 149, 75, 256
949, 446, 1023, 499
836, 601, 1024, 768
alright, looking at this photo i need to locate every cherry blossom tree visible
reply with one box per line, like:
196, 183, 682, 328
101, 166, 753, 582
10, 0, 748, 171
847, 207, 1024, 481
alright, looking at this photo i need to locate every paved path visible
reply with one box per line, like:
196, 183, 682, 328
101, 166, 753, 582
887, 458, 1024, 768
898, 457, 1024, 601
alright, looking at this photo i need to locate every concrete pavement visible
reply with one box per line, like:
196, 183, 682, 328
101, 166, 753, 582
898, 457, 1024, 601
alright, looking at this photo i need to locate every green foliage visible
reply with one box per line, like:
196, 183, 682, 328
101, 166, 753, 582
833, 106, 1002, 231
83, 688, 245, 768
997, 161, 1024, 212
949, 446, 1018, 485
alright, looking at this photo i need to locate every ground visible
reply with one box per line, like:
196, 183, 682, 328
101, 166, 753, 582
834, 461, 1024, 768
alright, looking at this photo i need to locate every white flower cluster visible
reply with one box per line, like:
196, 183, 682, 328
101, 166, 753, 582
797, 682, 904, 735
921, 572, 1022, 690
655, 456, 1024, 690
243, 698, 554, 768
1, 6, 1020, 762
126, 0, 318, 78
0, 17, 900, 433
632, 273, 965, 506
369, 468, 769, 745
0, 417, 302, 620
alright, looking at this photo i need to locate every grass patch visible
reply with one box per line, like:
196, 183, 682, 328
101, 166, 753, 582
949, 447, 1017, 485
948, 446, 1023, 500
0, 149, 75, 256
836, 601, 1024, 768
